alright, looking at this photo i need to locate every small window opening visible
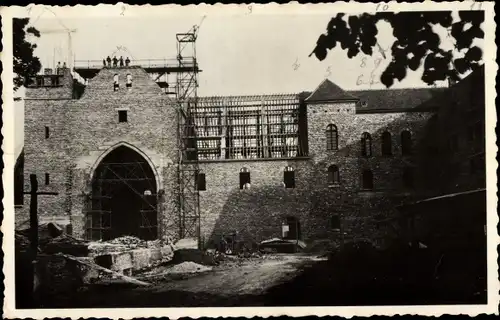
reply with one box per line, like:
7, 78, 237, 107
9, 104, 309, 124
45, 173, 50, 185
401, 130, 412, 155
126, 74, 133, 88
196, 171, 206, 191
118, 110, 128, 123
45, 126, 50, 139
331, 215, 341, 230
381, 131, 392, 156
328, 165, 340, 185
113, 74, 120, 91
284, 166, 295, 188
362, 169, 373, 190
361, 132, 372, 157
240, 167, 250, 189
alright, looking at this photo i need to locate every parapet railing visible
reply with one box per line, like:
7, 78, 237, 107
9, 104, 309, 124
74, 58, 197, 69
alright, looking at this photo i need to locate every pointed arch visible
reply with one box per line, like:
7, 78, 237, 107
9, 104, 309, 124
89, 141, 161, 191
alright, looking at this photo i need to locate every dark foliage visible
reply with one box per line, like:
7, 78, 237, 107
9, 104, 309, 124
310, 11, 484, 87
13, 18, 41, 91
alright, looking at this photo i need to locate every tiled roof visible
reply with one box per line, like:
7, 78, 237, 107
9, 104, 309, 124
305, 79, 359, 102
350, 88, 447, 112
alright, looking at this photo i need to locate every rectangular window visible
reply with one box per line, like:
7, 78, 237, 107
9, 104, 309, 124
240, 171, 250, 189
118, 110, 128, 123
331, 215, 340, 230
196, 172, 206, 191
45, 126, 50, 139
284, 170, 295, 188
45, 173, 50, 185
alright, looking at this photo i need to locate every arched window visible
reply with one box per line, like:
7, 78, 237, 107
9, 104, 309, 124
381, 131, 392, 156
328, 165, 340, 185
126, 74, 133, 88
284, 166, 295, 188
401, 130, 412, 155
326, 124, 339, 151
361, 132, 372, 157
240, 167, 250, 189
113, 74, 120, 91
196, 170, 206, 191
362, 169, 373, 190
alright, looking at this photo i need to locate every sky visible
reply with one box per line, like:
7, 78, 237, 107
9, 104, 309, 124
13, 6, 482, 158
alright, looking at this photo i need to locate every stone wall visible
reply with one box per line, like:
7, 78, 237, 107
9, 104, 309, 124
197, 101, 435, 248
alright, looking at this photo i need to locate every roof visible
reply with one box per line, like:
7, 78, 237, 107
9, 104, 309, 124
350, 87, 447, 113
306, 79, 359, 102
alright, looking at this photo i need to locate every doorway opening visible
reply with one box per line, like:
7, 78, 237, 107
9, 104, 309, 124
86, 145, 158, 241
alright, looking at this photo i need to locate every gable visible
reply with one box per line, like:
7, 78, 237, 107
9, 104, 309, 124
306, 79, 359, 103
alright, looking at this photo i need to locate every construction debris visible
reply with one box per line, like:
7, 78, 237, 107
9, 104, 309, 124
57, 253, 151, 286
167, 261, 212, 274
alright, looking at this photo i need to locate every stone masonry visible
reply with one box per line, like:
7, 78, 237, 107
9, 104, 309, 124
17, 65, 483, 249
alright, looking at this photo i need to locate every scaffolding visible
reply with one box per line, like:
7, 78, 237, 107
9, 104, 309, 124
175, 28, 201, 244
193, 94, 307, 161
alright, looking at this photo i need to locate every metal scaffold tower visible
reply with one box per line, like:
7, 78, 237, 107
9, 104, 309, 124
176, 27, 201, 246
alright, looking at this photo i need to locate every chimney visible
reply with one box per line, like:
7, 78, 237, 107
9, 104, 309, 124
44, 68, 53, 75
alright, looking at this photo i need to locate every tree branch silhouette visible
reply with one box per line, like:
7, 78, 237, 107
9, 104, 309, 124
310, 11, 484, 87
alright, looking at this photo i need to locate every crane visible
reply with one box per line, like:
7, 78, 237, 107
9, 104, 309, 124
37, 27, 77, 70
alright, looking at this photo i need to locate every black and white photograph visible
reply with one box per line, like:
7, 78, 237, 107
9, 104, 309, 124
2, 2, 498, 318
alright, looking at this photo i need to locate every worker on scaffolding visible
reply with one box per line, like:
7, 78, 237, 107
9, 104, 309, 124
106, 56, 112, 67
56, 62, 61, 75
119, 56, 124, 67
125, 57, 131, 67
112, 56, 118, 67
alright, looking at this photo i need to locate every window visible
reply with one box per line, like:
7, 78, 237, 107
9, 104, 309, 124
113, 74, 119, 91
361, 132, 372, 157
331, 215, 340, 230
45, 126, 50, 139
362, 169, 373, 190
239, 167, 250, 189
381, 131, 392, 156
403, 167, 414, 188
45, 173, 50, 185
326, 124, 339, 151
126, 74, 133, 88
118, 110, 128, 123
196, 171, 206, 191
328, 165, 340, 185
284, 216, 301, 240
284, 166, 295, 188
401, 130, 412, 155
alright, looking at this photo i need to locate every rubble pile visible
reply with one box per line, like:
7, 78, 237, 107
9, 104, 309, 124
167, 261, 212, 274
88, 236, 174, 257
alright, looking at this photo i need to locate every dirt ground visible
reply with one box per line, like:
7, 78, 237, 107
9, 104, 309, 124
62, 253, 325, 308
144, 254, 325, 295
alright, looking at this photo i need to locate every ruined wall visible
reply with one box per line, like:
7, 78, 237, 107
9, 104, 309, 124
19, 66, 180, 241
197, 100, 434, 247
18, 69, 74, 228
66, 67, 179, 240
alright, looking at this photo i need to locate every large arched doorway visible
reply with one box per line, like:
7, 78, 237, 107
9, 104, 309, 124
86, 146, 158, 241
